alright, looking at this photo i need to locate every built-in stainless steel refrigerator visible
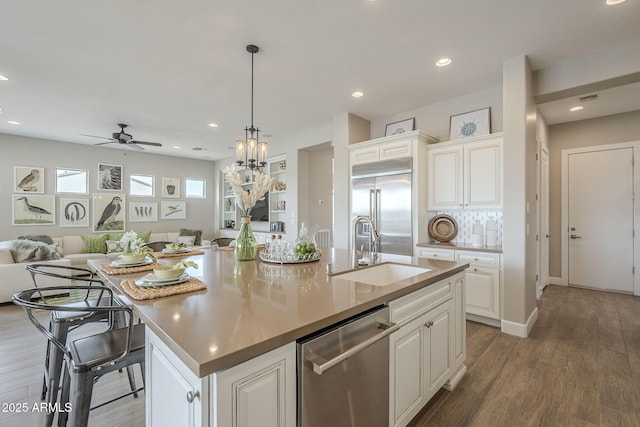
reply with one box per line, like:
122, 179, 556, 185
351, 158, 413, 256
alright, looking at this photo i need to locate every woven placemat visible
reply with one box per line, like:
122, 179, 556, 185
120, 277, 207, 300
156, 249, 205, 258
100, 262, 162, 275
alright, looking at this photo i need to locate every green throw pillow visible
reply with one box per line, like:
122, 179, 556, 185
81, 234, 109, 254
109, 233, 124, 241
138, 231, 151, 243
105, 240, 125, 254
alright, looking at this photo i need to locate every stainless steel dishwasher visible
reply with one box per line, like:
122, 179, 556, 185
298, 306, 399, 427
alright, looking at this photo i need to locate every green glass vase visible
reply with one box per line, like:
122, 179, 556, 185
235, 216, 257, 261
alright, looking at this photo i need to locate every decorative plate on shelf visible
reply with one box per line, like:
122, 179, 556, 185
428, 214, 458, 242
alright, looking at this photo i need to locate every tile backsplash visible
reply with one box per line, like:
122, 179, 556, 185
427, 210, 503, 246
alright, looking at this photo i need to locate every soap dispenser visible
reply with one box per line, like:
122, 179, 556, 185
471, 220, 484, 247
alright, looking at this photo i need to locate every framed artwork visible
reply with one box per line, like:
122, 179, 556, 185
385, 118, 415, 136
162, 177, 180, 198
449, 107, 491, 140
161, 200, 186, 220
93, 193, 125, 232
59, 198, 90, 227
13, 194, 55, 225
129, 174, 154, 197
14, 166, 45, 193
129, 202, 158, 222
98, 164, 123, 191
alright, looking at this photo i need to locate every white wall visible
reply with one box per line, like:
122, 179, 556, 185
1, 133, 217, 241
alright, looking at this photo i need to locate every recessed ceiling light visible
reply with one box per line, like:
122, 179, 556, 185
352, 91, 364, 98
436, 58, 452, 67
207, 123, 218, 128
569, 106, 584, 112
0, 74, 9, 81
7, 120, 20, 125
606, 0, 626, 5
172, 146, 181, 149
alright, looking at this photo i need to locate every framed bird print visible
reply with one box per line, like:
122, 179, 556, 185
14, 166, 45, 193
129, 202, 158, 222
93, 193, 125, 232
98, 164, 123, 191
162, 177, 180, 198
13, 194, 55, 225
60, 198, 90, 227
161, 200, 186, 220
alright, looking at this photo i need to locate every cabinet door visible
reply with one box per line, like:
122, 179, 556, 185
215, 342, 295, 427
425, 300, 452, 396
350, 146, 379, 165
464, 139, 502, 209
380, 139, 411, 160
428, 146, 463, 210
147, 338, 203, 427
465, 266, 500, 319
389, 315, 426, 427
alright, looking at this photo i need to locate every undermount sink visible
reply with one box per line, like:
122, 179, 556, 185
334, 263, 431, 287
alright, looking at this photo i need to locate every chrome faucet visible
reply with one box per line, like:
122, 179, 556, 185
353, 215, 379, 266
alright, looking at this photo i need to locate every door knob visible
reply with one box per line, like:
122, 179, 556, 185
570, 234, 582, 239
545, 234, 551, 238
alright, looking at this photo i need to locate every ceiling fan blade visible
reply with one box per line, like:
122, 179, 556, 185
95, 141, 116, 146
127, 143, 144, 150
132, 140, 162, 147
81, 133, 113, 140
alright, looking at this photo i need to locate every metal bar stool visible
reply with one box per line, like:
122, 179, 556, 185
13, 286, 145, 427
25, 264, 139, 427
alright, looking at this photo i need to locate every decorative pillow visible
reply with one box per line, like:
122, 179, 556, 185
109, 233, 124, 241
50, 242, 64, 258
179, 229, 202, 246
138, 231, 152, 243
9, 239, 62, 263
80, 234, 109, 254
176, 235, 196, 246
17, 234, 55, 245
106, 240, 125, 254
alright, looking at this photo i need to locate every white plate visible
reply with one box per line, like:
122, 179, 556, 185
110, 258, 153, 268
135, 272, 190, 287
162, 248, 191, 254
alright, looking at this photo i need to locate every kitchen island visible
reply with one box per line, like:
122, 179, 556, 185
90, 248, 468, 427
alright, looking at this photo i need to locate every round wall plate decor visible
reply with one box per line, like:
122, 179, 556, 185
428, 214, 458, 242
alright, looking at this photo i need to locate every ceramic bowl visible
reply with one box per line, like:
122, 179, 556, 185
165, 243, 185, 250
153, 266, 185, 280
120, 254, 147, 263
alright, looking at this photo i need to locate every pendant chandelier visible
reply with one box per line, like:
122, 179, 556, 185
236, 44, 267, 170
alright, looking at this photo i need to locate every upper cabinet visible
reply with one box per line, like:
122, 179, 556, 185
349, 131, 438, 166
427, 133, 503, 210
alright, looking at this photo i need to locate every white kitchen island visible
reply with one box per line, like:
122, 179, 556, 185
90, 248, 468, 427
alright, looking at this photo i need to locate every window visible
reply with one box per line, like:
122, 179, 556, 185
129, 174, 154, 197
186, 178, 206, 198
56, 168, 88, 194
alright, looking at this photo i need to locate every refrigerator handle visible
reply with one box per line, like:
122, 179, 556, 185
375, 189, 382, 232
369, 189, 375, 221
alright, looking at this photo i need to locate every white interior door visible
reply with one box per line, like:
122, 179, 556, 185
540, 145, 550, 297
568, 147, 634, 292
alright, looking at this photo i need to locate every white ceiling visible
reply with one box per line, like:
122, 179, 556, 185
1, 0, 639, 160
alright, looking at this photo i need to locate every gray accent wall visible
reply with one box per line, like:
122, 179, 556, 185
0, 133, 216, 242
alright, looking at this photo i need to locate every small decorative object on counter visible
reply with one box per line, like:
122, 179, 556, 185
471, 220, 484, 247
294, 222, 319, 259
224, 164, 274, 261
235, 216, 258, 261
486, 217, 498, 247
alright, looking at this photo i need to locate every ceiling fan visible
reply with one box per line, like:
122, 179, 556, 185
83, 123, 162, 150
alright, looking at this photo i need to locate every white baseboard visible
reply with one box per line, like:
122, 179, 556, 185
501, 307, 539, 338
548, 276, 564, 285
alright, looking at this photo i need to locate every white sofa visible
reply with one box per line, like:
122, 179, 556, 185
0, 232, 182, 303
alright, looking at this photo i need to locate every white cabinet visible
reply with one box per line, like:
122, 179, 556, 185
427, 133, 503, 210
419, 248, 502, 323
214, 342, 296, 427
147, 328, 209, 427
147, 327, 295, 427
349, 137, 422, 165
388, 274, 464, 427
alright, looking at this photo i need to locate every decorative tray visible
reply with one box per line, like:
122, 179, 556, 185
428, 214, 458, 242
259, 250, 321, 264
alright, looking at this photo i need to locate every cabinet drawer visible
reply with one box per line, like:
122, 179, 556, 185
379, 140, 411, 160
350, 147, 379, 165
455, 251, 500, 268
417, 248, 455, 261
389, 279, 452, 325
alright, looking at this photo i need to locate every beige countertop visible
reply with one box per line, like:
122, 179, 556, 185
417, 241, 503, 254
89, 248, 467, 378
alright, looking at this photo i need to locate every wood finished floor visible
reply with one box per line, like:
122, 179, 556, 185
1, 285, 639, 426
